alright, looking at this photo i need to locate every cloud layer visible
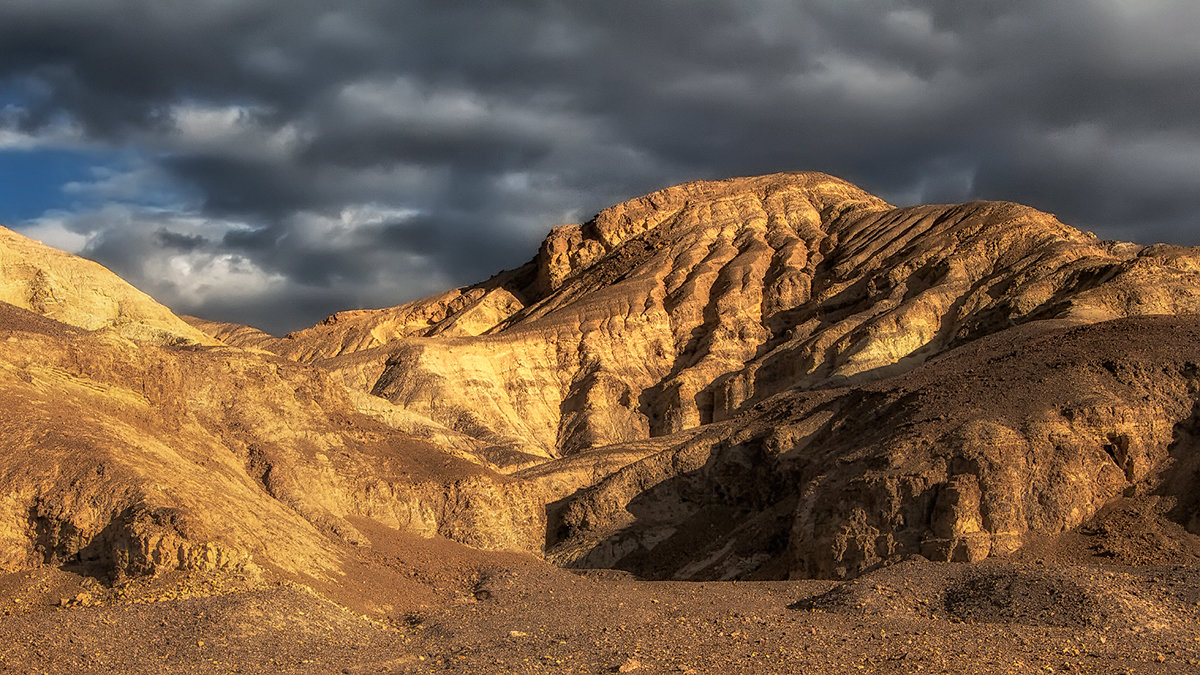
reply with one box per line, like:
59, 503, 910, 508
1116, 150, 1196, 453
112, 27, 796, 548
2, 1, 1199, 333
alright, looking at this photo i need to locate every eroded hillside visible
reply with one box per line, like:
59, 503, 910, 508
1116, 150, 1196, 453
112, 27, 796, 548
547, 315, 1200, 579
7, 171, 1200, 591
0, 229, 543, 591
179, 171, 1200, 581
206, 173, 1200, 472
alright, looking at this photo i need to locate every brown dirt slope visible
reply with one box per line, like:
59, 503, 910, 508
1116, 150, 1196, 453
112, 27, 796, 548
4, 548, 1198, 673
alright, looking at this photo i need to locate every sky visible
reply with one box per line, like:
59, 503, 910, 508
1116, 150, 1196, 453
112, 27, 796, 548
1, 1, 1199, 335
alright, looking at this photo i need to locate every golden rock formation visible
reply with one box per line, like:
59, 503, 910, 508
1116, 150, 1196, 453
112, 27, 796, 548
228, 171, 1200, 579
8, 171, 1200, 584
214, 173, 1200, 469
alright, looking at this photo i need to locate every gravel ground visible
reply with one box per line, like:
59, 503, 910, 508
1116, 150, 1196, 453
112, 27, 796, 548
3, 537, 1198, 674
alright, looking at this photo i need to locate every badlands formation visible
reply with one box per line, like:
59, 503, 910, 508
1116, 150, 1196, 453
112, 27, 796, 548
2, 172, 1200, 672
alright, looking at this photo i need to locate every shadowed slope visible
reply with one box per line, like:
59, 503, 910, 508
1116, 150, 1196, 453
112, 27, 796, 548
548, 316, 1200, 579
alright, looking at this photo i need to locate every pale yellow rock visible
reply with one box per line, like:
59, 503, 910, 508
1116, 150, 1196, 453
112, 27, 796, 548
0, 300, 543, 582
0, 226, 217, 346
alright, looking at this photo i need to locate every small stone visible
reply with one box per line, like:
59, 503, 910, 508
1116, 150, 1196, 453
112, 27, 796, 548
618, 657, 642, 672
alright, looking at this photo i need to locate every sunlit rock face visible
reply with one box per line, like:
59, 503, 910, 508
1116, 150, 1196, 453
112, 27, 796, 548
227, 172, 1200, 469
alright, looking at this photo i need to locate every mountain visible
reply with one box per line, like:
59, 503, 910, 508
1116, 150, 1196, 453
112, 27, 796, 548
6, 172, 1200, 670
185, 171, 1200, 580
207, 173, 1200, 463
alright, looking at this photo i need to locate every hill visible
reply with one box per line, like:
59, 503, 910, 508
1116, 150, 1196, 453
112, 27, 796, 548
6, 172, 1200, 671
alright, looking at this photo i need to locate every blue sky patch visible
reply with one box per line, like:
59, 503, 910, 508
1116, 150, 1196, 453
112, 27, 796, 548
0, 148, 99, 223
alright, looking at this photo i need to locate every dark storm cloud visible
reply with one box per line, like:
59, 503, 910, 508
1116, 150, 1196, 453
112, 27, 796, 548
2, 0, 1199, 333
154, 228, 207, 252
162, 155, 331, 219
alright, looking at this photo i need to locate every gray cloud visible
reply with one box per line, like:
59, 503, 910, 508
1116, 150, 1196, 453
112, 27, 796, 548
2, 0, 1199, 333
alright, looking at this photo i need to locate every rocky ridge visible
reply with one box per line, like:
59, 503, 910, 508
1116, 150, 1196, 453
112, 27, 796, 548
216, 174, 1200, 466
